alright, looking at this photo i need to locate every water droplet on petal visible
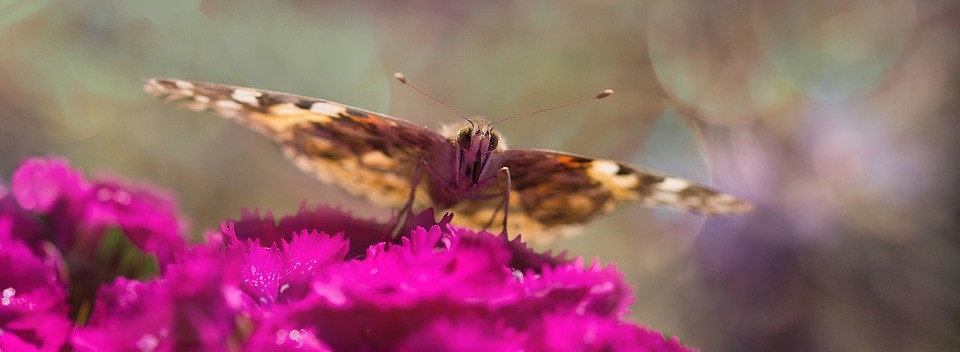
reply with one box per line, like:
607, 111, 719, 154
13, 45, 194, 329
97, 188, 112, 201
113, 189, 132, 204
512, 270, 524, 283
136, 334, 159, 352
589, 282, 614, 294
275, 329, 288, 345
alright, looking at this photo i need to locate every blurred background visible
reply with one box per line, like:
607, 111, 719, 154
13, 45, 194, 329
1, 0, 958, 350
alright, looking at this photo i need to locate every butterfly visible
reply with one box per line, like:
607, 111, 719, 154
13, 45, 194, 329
144, 75, 752, 243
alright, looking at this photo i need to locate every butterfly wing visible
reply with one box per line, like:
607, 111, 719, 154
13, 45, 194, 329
144, 78, 450, 209
478, 148, 752, 241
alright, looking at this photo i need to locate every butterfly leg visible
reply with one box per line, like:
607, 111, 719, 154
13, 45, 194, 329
498, 167, 512, 236
390, 160, 426, 236
473, 167, 512, 236
481, 195, 506, 231
391, 158, 451, 236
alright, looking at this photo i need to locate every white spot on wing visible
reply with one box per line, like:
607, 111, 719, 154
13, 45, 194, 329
649, 192, 681, 205
612, 174, 639, 189
657, 177, 690, 193
174, 80, 195, 90
143, 79, 168, 96
214, 99, 243, 111
590, 160, 620, 175
586, 160, 639, 198
194, 95, 211, 104
231, 88, 262, 107
309, 103, 346, 116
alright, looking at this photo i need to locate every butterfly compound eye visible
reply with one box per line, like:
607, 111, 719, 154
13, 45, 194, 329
488, 132, 499, 149
457, 129, 472, 149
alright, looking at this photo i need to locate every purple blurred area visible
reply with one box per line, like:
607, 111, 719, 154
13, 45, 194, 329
1, 0, 958, 350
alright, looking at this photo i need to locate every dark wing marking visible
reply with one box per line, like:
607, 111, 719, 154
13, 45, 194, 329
495, 148, 752, 240
144, 77, 450, 209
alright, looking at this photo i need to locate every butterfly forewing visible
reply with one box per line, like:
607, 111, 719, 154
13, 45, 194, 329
145, 78, 447, 209
492, 149, 751, 237
429, 148, 751, 240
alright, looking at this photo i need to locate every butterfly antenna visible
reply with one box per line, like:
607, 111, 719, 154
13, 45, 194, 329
490, 89, 614, 126
394, 72, 474, 128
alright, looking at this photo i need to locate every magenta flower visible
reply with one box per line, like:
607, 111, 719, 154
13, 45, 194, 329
0, 157, 190, 351
11, 157, 90, 214
532, 313, 695, 352
2, 156, 698, 351
231, 207, 695, 351
0, 190, 44, 249
83, 178, 186, 264
0, 233, 71, 351
10, 158, 187, 265
71, 246, 246, 351
393, 318, 526, 352
230, 229, 350, 305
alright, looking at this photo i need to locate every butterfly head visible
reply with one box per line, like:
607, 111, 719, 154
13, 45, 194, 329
453, 120, 503, 185
455, 120, 501, 151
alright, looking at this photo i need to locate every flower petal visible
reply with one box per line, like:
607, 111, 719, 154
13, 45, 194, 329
0, 237, 71, 351
11, 157, 89, 213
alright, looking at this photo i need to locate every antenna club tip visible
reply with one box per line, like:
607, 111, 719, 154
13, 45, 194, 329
393, 72, 407, 84
597, 89, 614, 99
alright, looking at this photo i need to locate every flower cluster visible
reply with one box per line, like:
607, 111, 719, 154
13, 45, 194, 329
0, 157, 696, 351
1, 157, 186, 351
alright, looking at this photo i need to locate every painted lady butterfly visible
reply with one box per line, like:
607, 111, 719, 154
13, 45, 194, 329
144, 75, 751, 242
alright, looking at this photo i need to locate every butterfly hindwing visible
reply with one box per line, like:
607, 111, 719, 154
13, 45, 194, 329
144, 78, 448, 209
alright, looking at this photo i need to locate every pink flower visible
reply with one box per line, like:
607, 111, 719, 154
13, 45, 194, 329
233, 208, 695, 351
71, 247, 245, 351
1, 157, 191, 350
2, 156, 698, 351
11, 157, 90, 214
0, 237, 71, 351
9, 158, 186, 264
